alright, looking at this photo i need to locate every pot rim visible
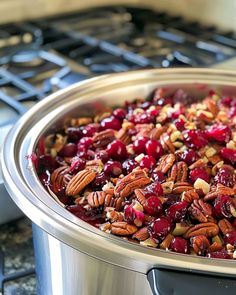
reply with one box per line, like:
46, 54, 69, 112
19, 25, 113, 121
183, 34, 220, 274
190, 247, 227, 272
2, 68, 236, 276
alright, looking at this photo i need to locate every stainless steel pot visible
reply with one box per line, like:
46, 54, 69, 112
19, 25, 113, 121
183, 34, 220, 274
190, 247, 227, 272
2, 68, 236, 295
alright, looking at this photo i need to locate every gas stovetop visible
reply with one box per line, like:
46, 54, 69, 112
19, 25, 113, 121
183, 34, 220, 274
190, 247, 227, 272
1, 5, 236, 295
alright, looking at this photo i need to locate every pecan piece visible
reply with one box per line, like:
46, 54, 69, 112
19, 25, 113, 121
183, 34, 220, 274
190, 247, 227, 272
191, 235, 210, 255
106, 210, 124, 222
132, 227, 149, 241
149, 126, 165, 140
114, 168, 151, 198
156, 154, 175, 173
218, 219, 234, 235
172, 182, 193, 194
135, 123, 154, 138
134, 189, 146, 206
160, 234, 174, 250
204, 98, 219, 116
207, 242, 223, 253
93, 129, 115, 148
87, 191, 106, 208
183, 222, 219, 239
181, 189, 199, 203
111, 222, 137, 236
50, 166, 71, 193
116, 129, 131, 145
189, 199, 212, 223
204, 184, 235, 202
86, 159, 104, 173
168, 161, 188, 182
160, 133, 175, 153
66, 169, 96, 197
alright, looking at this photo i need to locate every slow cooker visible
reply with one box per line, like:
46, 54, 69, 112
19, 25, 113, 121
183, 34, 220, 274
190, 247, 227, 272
2, 68, 236, 295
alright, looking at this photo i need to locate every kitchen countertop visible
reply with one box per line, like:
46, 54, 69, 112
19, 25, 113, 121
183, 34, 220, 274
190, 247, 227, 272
0, 217, 36, 295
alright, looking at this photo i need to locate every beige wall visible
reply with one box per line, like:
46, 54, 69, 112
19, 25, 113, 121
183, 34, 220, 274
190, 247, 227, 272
0, 0, 236, 31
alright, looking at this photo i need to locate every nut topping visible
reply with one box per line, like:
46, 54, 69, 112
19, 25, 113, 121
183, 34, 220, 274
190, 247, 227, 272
111, 222, 137, 236
184, 222, 219, 239
87, 191, 106, 208
66, 169, 96, 197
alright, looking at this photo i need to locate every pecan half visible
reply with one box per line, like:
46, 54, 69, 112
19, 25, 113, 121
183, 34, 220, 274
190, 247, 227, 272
50, 166, 71, 193
172, 182, 193, 194
160, 133, 175, 153
156, 154, 175, 173
191, 235, 210, 255
149, 126, 165, 140
218, 219, 234, 235
114, 168, 151, 198
87, 191, 106, 208
183, 222, 219, 239
168, 161, 188, 182
181, 189, 199, 203
93, 129, 115, 148
207, 242, 223, 253
204, 184, 235, 202
66, 169, 96, 197
106, 210, 124, 222
132, 227, 149, 241
134, 189, 146, 206
189, 199, 212, 223
111, 222, 137, 236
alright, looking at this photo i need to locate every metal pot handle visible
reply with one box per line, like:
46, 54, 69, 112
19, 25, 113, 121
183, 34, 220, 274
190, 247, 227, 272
147, 268, 236, 295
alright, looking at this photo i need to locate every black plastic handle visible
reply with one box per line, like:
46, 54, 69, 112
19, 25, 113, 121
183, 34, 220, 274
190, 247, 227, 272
147, 268, 236, 295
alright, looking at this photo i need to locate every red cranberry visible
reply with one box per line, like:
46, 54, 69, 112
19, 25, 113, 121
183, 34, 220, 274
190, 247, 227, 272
106, 140, 127, 159
183, 130, 207, 149
206, 124, 231, 143
213, 195, 235, 219
207, 249, 231, 259
165, 201, 188, 222
101, 116, 121, 131
113, 108, 127, 120
151, 170, 166, 183
39, 172, 50, 187
220, 96, 232, 107
143, 196, 162, 216
147, 108, 159, 117
145, 182, 163, 197
224, 231, 236, 246
104, 161, 122, 176
93, 172, 109, 188
124, 205, 135, 223
67, 127, 83, 142
69, 157, 86, 174
95, 150, 109, 163
133, 137, 149, 154
179, 149, 198, 165
214, 166, 235, 187
132, 112, 155, 124
229, 106, 236, 118
82, 124, 100, 137
145, 140, 163, 159
140, 155, 156, 171
122, 159, 138, 174
189, 167, 210, 183
169, 237, 190, 254
38, 155, 57, 172
220, 148, 236, 164
78, 137, 93, 150
38, 138, 45, 156
58, 143, 77, 157
174, 117, 185, 131
67, 204, 104, 225
149, 217, 172, 242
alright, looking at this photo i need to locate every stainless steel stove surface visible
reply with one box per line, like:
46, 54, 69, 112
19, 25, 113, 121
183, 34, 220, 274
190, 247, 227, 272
1, 5, 236, 295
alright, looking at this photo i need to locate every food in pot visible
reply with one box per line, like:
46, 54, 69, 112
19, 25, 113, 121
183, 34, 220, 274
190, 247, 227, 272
35, 88, 236, 259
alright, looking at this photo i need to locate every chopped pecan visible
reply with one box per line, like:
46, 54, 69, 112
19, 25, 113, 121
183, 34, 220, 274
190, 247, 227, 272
156, 154, 176, 173
172, 182, 193, 194
111, 222, 137, 236
134, 189, 146, 206
86, 159, 104, 173
207, 242, 223, 253
168, 161, 188, 182
204, 184, 235, 202
204, 98, 219, 116
66, 169, 96, 197
218, 219, 234, 235
183, 222, 219, 239
149, 126, 166, 140
93, 129, 115, 148
191, 235, 210, 255
116, 129, 131, 145
87, 191, 106, 208
181, 189, 199, 203
50, 166, 71, 193
189, 199, 212, 223
160, 133, 175, 153
208, 155, 221, 165
114, 168, 151, 198
189, 159, 206, 170
135, 123, 154, 138
132, 227, 150, 241
106, 210, 124, 222
160, 234, 174, 250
